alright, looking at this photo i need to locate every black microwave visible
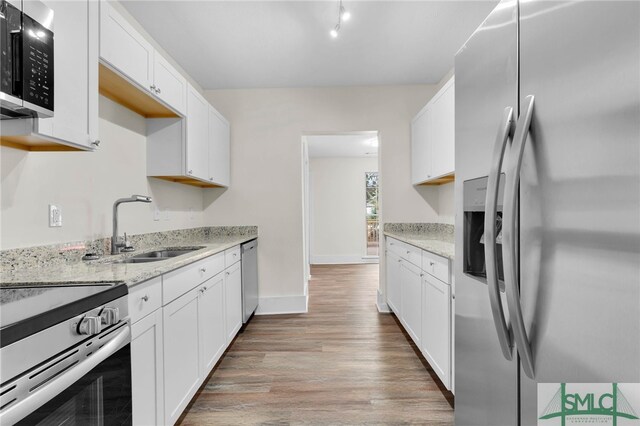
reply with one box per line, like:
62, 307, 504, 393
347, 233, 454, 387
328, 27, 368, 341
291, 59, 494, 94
0, 0, 54, 119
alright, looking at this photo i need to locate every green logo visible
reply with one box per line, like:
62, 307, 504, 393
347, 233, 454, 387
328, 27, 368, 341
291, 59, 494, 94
539, 383, 639, 426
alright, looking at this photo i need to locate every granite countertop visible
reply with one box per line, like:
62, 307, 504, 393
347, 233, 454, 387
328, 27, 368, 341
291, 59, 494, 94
0, 227, 257, 289
383, 223, 455, 260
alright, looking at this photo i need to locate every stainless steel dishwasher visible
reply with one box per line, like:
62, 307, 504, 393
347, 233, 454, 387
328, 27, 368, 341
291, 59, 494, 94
241, 239, 258, 323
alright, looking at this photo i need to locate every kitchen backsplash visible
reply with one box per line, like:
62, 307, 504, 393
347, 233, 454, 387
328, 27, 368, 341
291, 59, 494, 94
383, 222, 454, 243
0, 226, 257, 273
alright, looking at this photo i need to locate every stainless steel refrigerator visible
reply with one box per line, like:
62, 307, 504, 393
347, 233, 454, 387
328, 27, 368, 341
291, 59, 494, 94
454, 1, 640, 425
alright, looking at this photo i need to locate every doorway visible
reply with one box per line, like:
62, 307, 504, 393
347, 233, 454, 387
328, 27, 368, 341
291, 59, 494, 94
301, 132, 380, 285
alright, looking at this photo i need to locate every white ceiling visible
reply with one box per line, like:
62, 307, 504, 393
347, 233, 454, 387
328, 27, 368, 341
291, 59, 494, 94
307, 134, 378, 158
120, 1, 497, 90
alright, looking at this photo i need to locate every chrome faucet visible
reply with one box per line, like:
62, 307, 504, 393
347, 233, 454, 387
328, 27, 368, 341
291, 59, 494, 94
111, 195, 152, 255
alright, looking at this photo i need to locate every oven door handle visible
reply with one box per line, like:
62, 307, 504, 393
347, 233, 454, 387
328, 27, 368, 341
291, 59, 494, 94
0, 326, 130, 425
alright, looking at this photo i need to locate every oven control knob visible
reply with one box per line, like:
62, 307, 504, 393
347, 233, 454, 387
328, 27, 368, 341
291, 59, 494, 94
77, 316, 102, 335
100, 307, 120, 326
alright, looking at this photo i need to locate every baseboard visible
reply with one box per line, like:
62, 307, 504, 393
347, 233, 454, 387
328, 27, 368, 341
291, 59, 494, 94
376, 289, 391, 313
255, 294, 309, 315
311, 255, 379, 265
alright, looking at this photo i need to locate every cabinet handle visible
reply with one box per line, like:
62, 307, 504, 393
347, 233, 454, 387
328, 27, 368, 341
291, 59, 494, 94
91, 140, 100, 147
150, 84, 156, 91
226, 271, 230, 276
420, 273, 424, 277
141, 295, 149, 302
406, 250, 410, 255
397, 259, 401, 263
156, 87, 161, 94
210, 177, 214, 181
188, 170, 193, 175
430, 262, 435, 266
200, 267, 206, 273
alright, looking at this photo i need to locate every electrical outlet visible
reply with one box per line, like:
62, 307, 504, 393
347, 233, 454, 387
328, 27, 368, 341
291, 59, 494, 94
153, 208, 161, 221
49, 205, 62, 227
163, 210, 170, 221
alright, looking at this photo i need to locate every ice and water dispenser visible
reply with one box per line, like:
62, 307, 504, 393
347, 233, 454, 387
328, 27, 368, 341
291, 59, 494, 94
463, 175, 505, 283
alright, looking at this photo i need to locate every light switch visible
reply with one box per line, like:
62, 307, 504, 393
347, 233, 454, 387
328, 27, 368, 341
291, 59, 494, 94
49, 205, 62, 227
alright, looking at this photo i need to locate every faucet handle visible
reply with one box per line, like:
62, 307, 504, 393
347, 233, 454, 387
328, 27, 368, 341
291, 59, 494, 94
121, 232, 135, 252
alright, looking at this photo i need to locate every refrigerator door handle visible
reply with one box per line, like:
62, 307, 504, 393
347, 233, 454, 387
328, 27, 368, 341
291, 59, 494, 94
503, 95, 535, 379
485, 106, 514, 361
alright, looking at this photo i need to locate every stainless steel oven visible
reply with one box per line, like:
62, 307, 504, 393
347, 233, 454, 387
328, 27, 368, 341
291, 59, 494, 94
0, 0, 54, 119
0, 283, 131, 425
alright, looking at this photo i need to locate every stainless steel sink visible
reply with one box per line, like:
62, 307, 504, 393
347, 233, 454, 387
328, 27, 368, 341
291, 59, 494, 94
112, 247, 204, 264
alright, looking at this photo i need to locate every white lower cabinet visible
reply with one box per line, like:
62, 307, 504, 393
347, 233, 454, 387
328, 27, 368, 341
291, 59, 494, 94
129, 244, 248, 425
224, 261, 243, 343
131, 309, 164, 426
163, 287, 202, 425
422, 274, 451, 390
384, 237, 453, 391
199, 273, 226, 376
386, 251, 401, 315
400, 260, 423, 347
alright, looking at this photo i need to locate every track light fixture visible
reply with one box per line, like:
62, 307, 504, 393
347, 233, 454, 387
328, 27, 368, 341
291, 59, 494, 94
329, 0, 350, 39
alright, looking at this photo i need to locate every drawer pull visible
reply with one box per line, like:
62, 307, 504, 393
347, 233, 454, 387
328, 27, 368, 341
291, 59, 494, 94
407, 250, 410, 255
200, 267, 207, 273
430, 262, 435, 266
233, 253, 237, 257
226, 271, 230, 276
141, 295, 149, 302
420, 273, 424, 277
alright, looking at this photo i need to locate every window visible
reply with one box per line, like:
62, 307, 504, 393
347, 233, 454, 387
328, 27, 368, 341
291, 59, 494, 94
366, 172, 379, 256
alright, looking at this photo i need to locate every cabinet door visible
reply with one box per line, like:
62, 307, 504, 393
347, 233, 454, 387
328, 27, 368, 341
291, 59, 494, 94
208, 106, 231, 187
422, 274, 451, 389
411, 106, 431, 184
386, 251, 402, 314
198, 274, 226, 376
224, 262, 243, 343
185, 85, 209, 180
154, 52, 187, 115
163, 288, 201, 425
38, 0, 97, 149
100, 0, 153, 91
400, 260, 423, 347
131, 309, 164, 426
430, 79, 455, 178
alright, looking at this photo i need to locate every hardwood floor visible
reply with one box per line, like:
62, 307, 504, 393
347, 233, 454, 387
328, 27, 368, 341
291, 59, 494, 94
177, 264, 454, 425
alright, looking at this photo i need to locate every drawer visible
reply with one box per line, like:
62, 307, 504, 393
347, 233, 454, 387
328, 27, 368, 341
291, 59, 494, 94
162, 253, 225, 305
224, 245, 241, 267
422, 250, 450, 284
386, 238, 406, 258
387, 238, 421, 267
129, 277, 162, 324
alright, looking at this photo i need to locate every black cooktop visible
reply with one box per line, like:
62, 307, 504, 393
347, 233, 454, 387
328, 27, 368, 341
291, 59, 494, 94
0, 283, 128, 348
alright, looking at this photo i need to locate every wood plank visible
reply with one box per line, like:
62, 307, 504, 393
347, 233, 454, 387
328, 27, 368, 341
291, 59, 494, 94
151, 175, 222, 188
98, 63, 179, 118
0, 135, 84, 151
177, 264, 454, 425
419, 173, 455, 186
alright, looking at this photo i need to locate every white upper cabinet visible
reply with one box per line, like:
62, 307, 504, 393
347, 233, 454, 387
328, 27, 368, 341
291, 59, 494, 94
147, 84, 231, 188
411, 76, 455, 184
186, 85, 210, 181
153, 52, 187, 116
99, 0, 186, 117
208, 106, 231, 186
100, 0, 153, 90
0, 0, 98, 151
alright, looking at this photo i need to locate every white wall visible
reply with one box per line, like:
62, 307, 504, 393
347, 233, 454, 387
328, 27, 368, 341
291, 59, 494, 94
0, 97, 205, 249
310, 156, 378, 264
202, 84, 453, 310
